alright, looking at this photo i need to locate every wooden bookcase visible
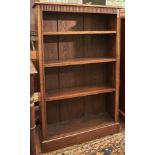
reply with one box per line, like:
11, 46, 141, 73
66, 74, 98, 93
34, 2, 121, 152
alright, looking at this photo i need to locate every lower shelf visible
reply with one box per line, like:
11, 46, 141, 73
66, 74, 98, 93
42, 113, 120, 152
46, 85, 115, 101
48, 113, 114, 137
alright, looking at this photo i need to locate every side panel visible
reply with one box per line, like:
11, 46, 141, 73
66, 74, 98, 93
37, 6, 48, 139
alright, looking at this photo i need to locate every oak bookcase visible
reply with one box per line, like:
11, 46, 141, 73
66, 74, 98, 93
34, 2, 121, 152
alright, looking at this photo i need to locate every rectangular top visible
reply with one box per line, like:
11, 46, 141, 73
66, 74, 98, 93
33, 2, 122, 9
33, 2, 122, 14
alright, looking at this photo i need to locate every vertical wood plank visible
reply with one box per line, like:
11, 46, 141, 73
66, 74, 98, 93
43, 12, 58, 32
37, 6, 48, 139
45, 68, 59, 91
59, 36, 84, 60
44, 36, 59, 62
83, 35, 107, 58
84, 94, 106, 116
58, 13, 83, 32
84, 64, 106, 86
60, 98, 84, 122
106, 93, 115, 119
115, 9, 121, 122
84, 14, 107, 31
47, 101, 60, 124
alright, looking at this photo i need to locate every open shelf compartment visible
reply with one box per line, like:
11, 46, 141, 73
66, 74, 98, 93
48, 113, 116, 138
43, 12, 117, 32
46, 92, 118, 139
44, 35, 116, 65
45, 63, 116, 101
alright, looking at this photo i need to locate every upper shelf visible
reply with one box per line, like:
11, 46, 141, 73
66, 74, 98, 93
43, 31, 117, 36
44, 58, 116, 68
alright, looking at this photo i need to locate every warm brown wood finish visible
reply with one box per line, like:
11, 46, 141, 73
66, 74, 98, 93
119, 9, 125, 118
30, 0, 35, 33
33, 2, 122, 13
43, 31, 116, 36
30, 103, 36, 155
43, 122, 120, 152
115, 10, 121, 122
44, 58, 116, 67
31, 50, 37, 60
30, 61, 38, 155
37, 5, 48, 139
34, 2, 121, 152
120, 9, 125, 19
47, 113, 116, 137
46, 85, 115, 101
30, 61, 37, 96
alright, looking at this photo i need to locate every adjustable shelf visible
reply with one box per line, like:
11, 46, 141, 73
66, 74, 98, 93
35, 2, 121, 153
43, 31, 117, 36
46, 85, 115, 101
44, 58, 116, 68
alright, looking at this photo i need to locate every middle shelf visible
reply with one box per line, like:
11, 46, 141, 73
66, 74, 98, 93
44, 58, 116, 68
46, 85, 115, 101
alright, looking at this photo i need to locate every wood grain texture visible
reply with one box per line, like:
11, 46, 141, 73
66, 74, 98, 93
30, 0, 36, 33
42, 121, 120, 152
59, 35, 84, 60
46, 101, 60, 124
58, 13, 83, 32
84, 94, 106, 116
43, 12, 58, 32
119, 13, 125, 117
115, 9, 121, 122
106, 93, 115, 119
43, 12, 117, 32
44, 36, 58, 62
43, 31, 117, 35
44, 35, 116, 63
44, 58, 116, 67
84, 35, 109, 58
46, 85, 115, 101
84, 64, 106, 86
36, 5, 48, 139
33, 2, 121, 14
45, 68, 59, 92
48, 113, 116, 137
35, 3, 121, 152
33, 2, 122, 9
59, 98, 84, 122
84, 14, 107, 31
47, 98, 84, 125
